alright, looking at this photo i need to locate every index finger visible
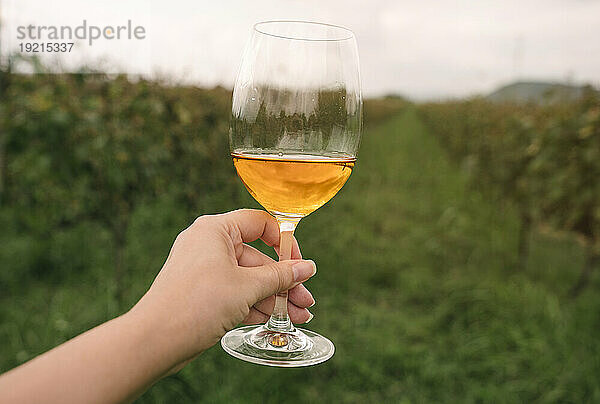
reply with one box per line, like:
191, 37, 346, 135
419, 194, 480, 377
217, 209, 301, 258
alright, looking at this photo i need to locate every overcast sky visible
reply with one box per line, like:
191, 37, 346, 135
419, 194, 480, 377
2, 0, 600, 99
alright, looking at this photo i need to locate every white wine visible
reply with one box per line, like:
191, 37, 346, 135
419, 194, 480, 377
232, 152, 355, 217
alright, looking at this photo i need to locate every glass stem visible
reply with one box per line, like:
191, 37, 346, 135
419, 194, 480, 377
266, 217, 299, 333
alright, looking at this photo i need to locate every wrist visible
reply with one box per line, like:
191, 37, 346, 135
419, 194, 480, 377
124, 298, 193, 372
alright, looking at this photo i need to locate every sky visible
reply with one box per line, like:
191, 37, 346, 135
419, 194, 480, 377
2, 0, 600, 100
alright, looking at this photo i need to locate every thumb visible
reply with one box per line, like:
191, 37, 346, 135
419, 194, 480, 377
249, 259, 316, 302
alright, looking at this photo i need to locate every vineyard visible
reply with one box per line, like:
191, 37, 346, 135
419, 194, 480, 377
0, 61, 404, 298
0, 69, 233, 298
419, 92, 600, 295
1, 59, 599, 402
0, 59, 406, 301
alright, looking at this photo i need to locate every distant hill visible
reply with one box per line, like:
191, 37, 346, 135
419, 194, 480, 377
487, 81, 591, 104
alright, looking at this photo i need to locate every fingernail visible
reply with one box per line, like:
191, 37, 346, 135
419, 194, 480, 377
292, 260, 316, 282
309, 298, 316, 308
305, 311, 314, 323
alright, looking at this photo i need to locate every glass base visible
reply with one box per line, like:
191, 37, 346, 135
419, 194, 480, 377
221, 324, 335, 367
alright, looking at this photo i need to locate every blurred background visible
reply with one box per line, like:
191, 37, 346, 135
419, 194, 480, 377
1, 1, 599, 402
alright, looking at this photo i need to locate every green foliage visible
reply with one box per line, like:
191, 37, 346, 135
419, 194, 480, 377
527, 93, 600, 244
1, 64, 235, 291
419, 94, 600, 254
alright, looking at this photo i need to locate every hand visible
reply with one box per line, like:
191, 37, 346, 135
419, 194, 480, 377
130, 209, 317, 368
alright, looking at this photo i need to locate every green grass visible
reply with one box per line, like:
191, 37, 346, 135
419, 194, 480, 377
2, 108, 599, 403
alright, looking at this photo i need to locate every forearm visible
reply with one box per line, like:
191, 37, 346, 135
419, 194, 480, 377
0, 307, 184, 404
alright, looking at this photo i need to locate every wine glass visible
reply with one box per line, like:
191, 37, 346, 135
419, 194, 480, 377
221, 20, 362, 367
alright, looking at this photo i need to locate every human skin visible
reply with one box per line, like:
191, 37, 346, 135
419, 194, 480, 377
0, 209, 317, 404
